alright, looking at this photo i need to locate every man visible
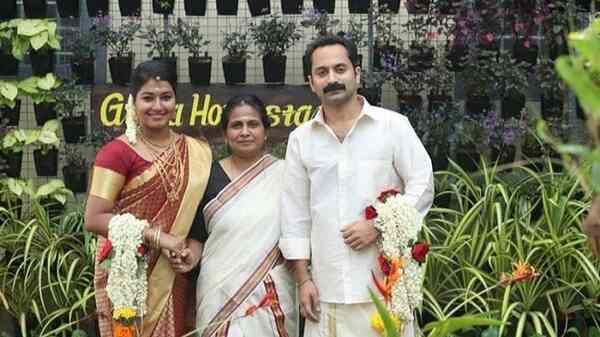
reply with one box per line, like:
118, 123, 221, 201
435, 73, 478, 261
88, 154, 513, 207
279, 35, 434, 337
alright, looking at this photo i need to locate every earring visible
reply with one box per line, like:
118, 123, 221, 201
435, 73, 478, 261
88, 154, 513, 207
125, 94, 137, 145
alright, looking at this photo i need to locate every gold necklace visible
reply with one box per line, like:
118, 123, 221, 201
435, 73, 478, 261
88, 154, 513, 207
140, 134, 184, 203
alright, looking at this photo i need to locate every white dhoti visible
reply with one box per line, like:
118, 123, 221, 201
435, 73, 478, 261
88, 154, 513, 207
303, 302, 417, 337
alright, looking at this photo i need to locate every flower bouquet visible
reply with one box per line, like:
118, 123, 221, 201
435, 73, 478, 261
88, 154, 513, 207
365, 188, 429, 335
98, 213, 150, 337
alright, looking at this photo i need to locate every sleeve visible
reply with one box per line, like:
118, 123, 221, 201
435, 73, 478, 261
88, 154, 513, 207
391, 116, 434, 224
278, 132, 312, 260
89, 141, 128, 202
188, 199, 209, 243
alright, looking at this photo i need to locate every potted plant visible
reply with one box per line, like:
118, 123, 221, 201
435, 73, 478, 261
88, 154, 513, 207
56, 0, 79, 17
221, 31, 251, 85
32, 179, 73, 218
493, 51, 529, 118
217, 0, 239, 15
249, 15, 301, 84
32, 119, 60, 177
62, 145, 89, 193
86, 0, 108, 17
0, 80, 20, 126
0, 0, 17, 19
23, 0, 47, 18
433, 0, 463, 15
64, 30, 97, 85
248, 0, 271, 16
391, 71, 426, 118
405, 0, 431, 14
184, 0, 207, 15
358, 69, 389, 105
55, 81, 87, 144
0, 178, 29, 219
378, 0, 400, 13
461, 57, 496, 115
8, 19, 61, 76
300, 9, 339, 80
281, 0, 303, 14
1, 129, 30, 178
153, 0, 174, 14
313, 0, 335, 13
140, 21, 181, 81
423, 58, 454, 111
0, 24, 18, 76
480, 109, 525, 165
535, 57, 564, 119
449, 114, 486, 172
344, 18, 368, 65
177, 19, 211, 86
93, 16, 142, 86
18, 73, 61, 126
119, 0, 141, 16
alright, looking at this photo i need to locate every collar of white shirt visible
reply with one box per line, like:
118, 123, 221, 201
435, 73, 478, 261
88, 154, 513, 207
311, 96, 383, 127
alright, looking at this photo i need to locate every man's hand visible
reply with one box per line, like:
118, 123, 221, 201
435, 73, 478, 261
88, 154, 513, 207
341, 219, 379, 250
583, 198, 600, 257
299, 280, 320, 322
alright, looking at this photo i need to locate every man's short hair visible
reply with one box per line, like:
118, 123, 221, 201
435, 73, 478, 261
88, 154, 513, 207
303, 35, 360, 76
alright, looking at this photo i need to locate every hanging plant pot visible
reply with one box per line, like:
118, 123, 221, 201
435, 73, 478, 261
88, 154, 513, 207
189, 56, 212, 86
248, 0, 271, 16
34, 102, 57, 126
513, 39, 538, 68
313, 0, 335, 13
71, 58, 95, 85
109, 56, 133, 86
541, 92, 564, 119
262, 55, 287, 84
0, 100, 21, 127
358, 87, 382, 105
378, 0, 400, 12
427, 95, 452, 112
281, 0, 303, 13
34, 149, 58, 177
438, 0, 461, 15
446, 43, 467, 72
348, 0, 370, 13
57, 0, 79, 17
1, 152, 23, 178
62, 117, 87, 143
153, 57, 177, 82
23, 0, 47, 18
153, 0, 174, 14
63, 166, 88, 193
30, 49, 55, 76
0, 0, 18, 19
501, 89, 526, 118
405, 0, 430, 14
217, 0, 239, 15
184, 0, 206, 15
87, 0, 108, 17
408, 43, 434, 71
465, 94, 491, 115
0, 53, 19, 77
119, 0, 141, 16
223, 59, 246, 85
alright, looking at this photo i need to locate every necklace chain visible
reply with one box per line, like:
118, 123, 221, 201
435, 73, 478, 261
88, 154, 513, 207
139, 131, 183, 203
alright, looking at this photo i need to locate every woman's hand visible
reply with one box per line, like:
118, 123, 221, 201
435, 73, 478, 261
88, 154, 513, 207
166, 239, 203, 274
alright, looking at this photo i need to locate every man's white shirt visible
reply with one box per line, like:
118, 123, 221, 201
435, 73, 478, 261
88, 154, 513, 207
279, 98, 434, 303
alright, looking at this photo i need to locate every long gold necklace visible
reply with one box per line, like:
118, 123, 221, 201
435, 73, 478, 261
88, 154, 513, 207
139, 131, 184, 203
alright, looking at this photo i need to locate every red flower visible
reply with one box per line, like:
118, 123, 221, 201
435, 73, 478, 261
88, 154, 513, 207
377, 254, 392, 276
365, 206, 378, 220
377, 188, 401, 202
98, 240, 113, 263
411, 242, 429, 263
137, 244, 147, 257
480, 32, 495, 46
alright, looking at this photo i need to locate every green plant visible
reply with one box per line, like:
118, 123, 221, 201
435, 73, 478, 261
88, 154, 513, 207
17, 73, 61, 105
300, 8, 339, 37
62, 146, 88, 172
92, 16, 141, 58
414, 100, 462, 157
423, 58, 454, 98
33, 179, 73, 205
536, 58, 563, 94
62, 29, 97, 62
54, 82, 87, 120
0, 19, 61, 60
31, 119, 60, 155
249, 15, 301, 58
493, 51, 529, 98
0, 81, 18, 109
139, 21, 181, 59
361, 69, 389, 90
221, 31, 251, 62
344, 19, 368, 49
1, 129, 34, 154
176, 19, 210, 59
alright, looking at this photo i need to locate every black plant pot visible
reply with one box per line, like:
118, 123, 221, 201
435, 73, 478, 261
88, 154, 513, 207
86, 0, 108, 17
406, 0, 431, 14
408, 45, 434, 71
248, 0, 271, 16
541, 93, 564, 119
466, 94, 491, 115
63, 167, 88, 193
189, 56, 212, 86
378, 0, 400, 12
57, 0, 79, 17
184, 0, 207, 15
109, 56, 133, 86
397, 94, 423, 118
0, 53, 19, 77
71, 58, 95, 85
30, 49, 55, 76
513, 39, 538, 67
438, 0, 461, 14
223, 59, 246, 85
0, 100, 21, 127
491, 146, 516, 165
153, 57, 177, 82
313, 0, 335, 13
34, 102, 57, 126
501, 90, 526, 118
281, 0, 303, 13
0, 0, 17, 19
34, 149, 58, 177
262, 55, 286, 84
446, 43, 467, 72
358, 87, 382, 105
575, 0, 591, 11
119, 0, 141, 16
428, 95, 452, 112
348, 0, 370, 13
23, 0, 47, 18
217, 0, 239, 15
153, 0, 174, 14
1, 152, 23, 178
62, 117, 87, 143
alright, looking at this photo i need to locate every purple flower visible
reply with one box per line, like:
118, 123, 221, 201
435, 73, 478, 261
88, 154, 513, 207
503, 129, 516, 145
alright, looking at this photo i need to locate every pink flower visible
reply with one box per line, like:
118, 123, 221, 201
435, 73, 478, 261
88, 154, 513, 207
411, 242, 429, 263
365, 206, 378, 220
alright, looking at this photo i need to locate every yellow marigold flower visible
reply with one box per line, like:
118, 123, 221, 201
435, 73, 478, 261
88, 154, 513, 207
370, 311, 402, 336
113, 307, 137, 320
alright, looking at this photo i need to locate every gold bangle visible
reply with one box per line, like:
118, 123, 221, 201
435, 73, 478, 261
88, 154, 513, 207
155, 227, 161, 249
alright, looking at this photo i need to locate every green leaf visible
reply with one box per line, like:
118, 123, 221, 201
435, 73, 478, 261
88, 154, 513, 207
29, 31, 48, 50
37, 73, 57, 90
589, 327, 600, 337
368, 288, 401, 337
0, 81, 18, 101
481, 326, 499, 337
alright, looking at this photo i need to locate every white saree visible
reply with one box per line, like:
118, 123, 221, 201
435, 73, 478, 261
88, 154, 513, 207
196, 155, 298, 337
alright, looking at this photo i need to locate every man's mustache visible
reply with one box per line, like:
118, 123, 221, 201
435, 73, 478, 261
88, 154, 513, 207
323, 82, 346, 94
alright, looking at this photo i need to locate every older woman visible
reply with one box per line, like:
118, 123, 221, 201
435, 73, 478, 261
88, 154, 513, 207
85, 60, 212, 337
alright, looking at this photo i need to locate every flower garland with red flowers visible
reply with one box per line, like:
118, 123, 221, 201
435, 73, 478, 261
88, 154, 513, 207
366, 188, 430, 333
